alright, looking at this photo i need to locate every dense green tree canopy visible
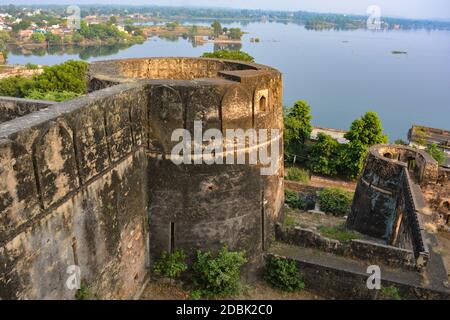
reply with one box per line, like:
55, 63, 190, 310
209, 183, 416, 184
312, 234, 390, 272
284, 100, 313, 163
344, 111, 388, 146
0, 76, 34, 97
228, 28, 243, 40
78, 21, 121, 41
307, 133, 340, 176
284, 101, 313, 145
31, 33, 46, 44
33, 60, 88, 94
0, 60, 88, 101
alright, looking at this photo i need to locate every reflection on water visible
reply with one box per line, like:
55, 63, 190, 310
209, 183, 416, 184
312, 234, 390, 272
7, 36, 240, 61
8, 43, 138, 60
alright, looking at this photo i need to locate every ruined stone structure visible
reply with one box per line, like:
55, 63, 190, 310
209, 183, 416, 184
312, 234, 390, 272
348, 144, 450, 268
0, 57, 284, 299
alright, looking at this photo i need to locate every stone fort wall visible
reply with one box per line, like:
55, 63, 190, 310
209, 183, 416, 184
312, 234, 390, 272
0, 57, 284, 299
347, 145, 440, 269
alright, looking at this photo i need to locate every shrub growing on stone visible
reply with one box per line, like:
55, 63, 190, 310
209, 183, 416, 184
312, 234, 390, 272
191, 246, 247, 297
284, 189, 307, 210
264, 256, 305, 292
378, 285, 402, 300
317, 187, 353, 216
154, 249, 188, 280
202, 49, 254, 62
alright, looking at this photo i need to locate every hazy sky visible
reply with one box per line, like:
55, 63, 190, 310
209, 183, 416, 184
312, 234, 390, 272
3, 0, 450, 20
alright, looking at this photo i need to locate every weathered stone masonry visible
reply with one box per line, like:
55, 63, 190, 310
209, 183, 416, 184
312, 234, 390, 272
347, 145, 449, 269
0, 57, 284, 299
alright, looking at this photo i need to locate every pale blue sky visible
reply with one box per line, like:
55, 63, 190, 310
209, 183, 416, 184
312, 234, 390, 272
2, 0, 450, 20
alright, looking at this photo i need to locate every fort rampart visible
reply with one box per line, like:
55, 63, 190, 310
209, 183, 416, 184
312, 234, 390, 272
0, 57, 284, 299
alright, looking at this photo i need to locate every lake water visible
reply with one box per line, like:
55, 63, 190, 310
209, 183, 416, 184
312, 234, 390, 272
6, 22, 450, 140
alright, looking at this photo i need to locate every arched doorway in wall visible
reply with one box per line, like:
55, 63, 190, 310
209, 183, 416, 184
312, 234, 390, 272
383, 152, 393, 159
259, 96, 267, 112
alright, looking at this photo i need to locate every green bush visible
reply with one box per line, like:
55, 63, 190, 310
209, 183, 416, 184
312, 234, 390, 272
317, 187, 353, 216
0, 60, 88, 100
264, 256, 305, 292
192, 246, 247, 297
154, 249, 188, 280
33, 60, 88, 94
0, 76, 34, 97
307, 133, 340, 176
426, 143, 445, 165
25, 90, 80, 102
285, 167, 310, 183
284, 189, 306, 210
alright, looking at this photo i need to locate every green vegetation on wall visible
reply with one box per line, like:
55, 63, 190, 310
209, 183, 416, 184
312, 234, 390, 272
202, 49, 254, 62
426, 143, 445, 165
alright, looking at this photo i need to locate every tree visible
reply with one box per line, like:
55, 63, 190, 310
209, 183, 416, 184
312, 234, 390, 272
72, 32, 83, 44
426, 143, 445, 165
284, 101, 313, 145
31, 32, 46, 44
202, 49, 254, 62
12, 19, 31, 33
0, 31, 9, 62
0, 76, 34, 97
33, 60, 88, 94
108, 16, 118, 25
344, 111, 388, 146
211, 20, 222, 37
340, 111, 388, 179
307, 133, 340, 176
337, 142, 368, 179
228, 28, 242, 40
284, 100, 313, 163
45, 32, 62, 45
188, 25, 198, 38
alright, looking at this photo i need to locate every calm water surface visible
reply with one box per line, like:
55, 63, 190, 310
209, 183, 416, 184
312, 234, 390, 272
7, 22, 450, 140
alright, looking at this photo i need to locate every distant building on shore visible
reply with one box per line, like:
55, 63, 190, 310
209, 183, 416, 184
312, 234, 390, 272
309, 126, 349, 144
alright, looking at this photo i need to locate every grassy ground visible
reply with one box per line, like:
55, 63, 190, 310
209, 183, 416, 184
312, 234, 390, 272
140, 280, 322, 300
284, 207, 362, 242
